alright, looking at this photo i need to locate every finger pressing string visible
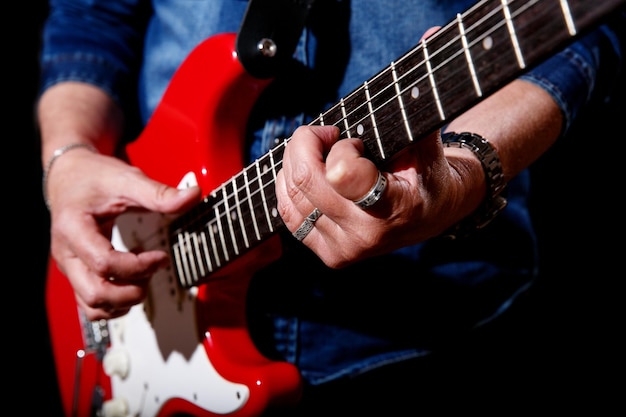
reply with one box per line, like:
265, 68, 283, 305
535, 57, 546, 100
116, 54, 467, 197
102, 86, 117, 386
353, 171, 387, 209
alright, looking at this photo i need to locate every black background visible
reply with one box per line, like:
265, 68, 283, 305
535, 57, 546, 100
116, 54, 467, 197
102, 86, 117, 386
13, 2, 622, 415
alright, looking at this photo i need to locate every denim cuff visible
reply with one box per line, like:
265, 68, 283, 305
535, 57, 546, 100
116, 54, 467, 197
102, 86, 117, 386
521, 22, 624, 136
39, 51, 131, 106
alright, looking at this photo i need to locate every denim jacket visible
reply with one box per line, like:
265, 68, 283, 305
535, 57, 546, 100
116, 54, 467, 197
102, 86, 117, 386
40, 0, 625, 385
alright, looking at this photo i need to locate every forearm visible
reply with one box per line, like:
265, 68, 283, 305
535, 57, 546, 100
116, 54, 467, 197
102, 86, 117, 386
38, 81, 124, 165
432, 78, 563, 235
441, 16, 624, 228
445, 78, 562, 183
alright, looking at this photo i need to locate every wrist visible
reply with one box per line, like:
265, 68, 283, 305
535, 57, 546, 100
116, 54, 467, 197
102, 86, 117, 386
42, 143, 99, 210
439, 132, 508, 240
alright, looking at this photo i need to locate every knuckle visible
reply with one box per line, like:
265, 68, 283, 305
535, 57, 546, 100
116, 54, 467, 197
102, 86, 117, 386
80, 286, 106, 310
90, 254, 112, 277
290, 160, 314, 194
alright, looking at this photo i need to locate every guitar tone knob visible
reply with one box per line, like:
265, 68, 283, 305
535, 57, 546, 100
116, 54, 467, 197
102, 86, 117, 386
101, 397, 129, 417
103, 349, 130, 379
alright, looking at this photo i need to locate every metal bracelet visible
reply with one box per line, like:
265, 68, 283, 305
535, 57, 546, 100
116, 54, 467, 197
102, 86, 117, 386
440, 132, 507, 239
42, 143, 98, 210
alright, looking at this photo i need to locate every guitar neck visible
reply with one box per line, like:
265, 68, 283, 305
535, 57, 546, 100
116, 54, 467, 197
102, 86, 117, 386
328, 0, 623, 165
170, 0, 624, 288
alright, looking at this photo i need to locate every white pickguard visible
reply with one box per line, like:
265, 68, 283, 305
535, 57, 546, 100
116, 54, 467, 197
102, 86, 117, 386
104, 172, 249, 416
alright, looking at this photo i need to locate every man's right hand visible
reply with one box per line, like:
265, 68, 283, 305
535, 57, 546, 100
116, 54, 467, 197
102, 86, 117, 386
39, 82, 201, 320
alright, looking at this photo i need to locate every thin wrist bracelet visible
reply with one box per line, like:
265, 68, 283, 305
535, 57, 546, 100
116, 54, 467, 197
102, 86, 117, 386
440, 131, 508, 240
42, 143, 98, 210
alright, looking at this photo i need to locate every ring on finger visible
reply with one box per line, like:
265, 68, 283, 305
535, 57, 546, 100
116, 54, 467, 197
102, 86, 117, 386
293, 207, 323, 241
353, 170, 387, 209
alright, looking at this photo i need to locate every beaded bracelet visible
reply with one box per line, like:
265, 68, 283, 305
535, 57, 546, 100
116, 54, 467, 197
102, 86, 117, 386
42, 143, 98, 210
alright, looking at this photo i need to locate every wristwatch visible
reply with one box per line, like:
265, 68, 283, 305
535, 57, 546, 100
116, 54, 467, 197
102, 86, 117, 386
440, 131, 508, 239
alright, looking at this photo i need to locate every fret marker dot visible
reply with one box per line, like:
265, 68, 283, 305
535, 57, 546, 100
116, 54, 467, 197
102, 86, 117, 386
357, 124, 364, 135
271, 207, 278, 217
482, 36, 493, 50
411, 86, 420, 99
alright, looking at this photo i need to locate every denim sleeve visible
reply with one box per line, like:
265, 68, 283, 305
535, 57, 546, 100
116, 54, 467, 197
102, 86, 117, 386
520, 10, 626, 135
39, 0, 151, 109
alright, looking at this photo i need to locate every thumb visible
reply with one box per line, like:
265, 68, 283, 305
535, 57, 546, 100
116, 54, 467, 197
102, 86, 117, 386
132, 178, 202, 214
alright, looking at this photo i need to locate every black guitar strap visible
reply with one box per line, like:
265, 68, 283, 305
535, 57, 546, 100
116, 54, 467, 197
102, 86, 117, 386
236, 0, 316, 79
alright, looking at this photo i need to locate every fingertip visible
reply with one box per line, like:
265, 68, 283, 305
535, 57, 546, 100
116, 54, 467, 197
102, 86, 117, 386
154, 184, 201, 213
176, 185, 202, 207
178, 185, 202, 198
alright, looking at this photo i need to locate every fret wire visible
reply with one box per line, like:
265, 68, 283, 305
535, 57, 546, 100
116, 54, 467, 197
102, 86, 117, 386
263, 149, 282, 229
339, 98, 351, 137
363, 81, 386, 159
267, 145, 280, 226
172, 240, 186, 286
243, 167, 262, 241
500, 0, 525, 68
456, 13, 482, 97
199, 230, 214, 273
221, 187, 239, 256
390, 62, 413, 143
268, 147, 278, 187
247, 161, 271, 236
275, 142, 287, 226
213, 203, 229, 262
232, 176, 250, 249
422, 40, 445, 121
559, 0, 576, 35
184, 231, 199, 282
190, 231, 205, 278
176, 232, 193, 286
255, 159, 274, 233
207, 218, 221, 268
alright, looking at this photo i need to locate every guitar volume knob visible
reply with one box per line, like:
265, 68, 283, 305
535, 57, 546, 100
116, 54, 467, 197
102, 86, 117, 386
101, 397, 129, 417
103, 349, 130, 379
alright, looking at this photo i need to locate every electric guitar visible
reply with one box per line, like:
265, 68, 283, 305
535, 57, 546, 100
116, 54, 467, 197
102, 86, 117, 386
45, 0, 624, 416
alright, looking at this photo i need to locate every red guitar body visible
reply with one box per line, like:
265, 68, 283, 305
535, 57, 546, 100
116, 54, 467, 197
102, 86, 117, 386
45, 33, 303, 417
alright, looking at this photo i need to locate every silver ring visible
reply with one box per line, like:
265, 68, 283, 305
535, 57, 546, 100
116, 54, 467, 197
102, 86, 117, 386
353, 171, 387, 209
293, 207, 323, 241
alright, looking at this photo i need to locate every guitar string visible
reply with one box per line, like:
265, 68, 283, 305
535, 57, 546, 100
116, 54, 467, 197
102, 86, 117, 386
169, 0, 543, 281
208, 0, 535, 224
147, 0, 558, 282
180, 0, 518, 229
